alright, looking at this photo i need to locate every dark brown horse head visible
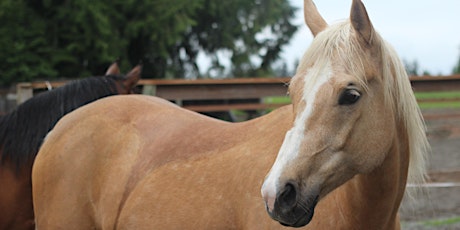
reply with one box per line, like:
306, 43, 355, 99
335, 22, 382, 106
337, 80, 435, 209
105, 61, 142, 94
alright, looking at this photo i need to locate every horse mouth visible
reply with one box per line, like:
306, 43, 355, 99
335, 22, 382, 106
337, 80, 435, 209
269, 195, 318, 228
279, 211, 314, 228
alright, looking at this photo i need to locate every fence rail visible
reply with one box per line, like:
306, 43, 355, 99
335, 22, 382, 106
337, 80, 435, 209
15, 75, 460, 112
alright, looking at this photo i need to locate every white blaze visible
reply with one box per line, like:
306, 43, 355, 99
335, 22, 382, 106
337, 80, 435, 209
261, 64, 332, 209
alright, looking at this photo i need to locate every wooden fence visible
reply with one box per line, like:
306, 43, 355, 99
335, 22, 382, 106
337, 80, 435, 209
15, 75, 460, 112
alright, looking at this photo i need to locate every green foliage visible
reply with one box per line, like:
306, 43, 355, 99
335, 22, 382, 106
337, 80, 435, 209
0, 0, 57, 85
403, 59, 421, 76
110, 0, 204, 78
180, 0, 298, 78
403, 59, 433, 76
0, 0, 120, 85
0, 0, 298, 86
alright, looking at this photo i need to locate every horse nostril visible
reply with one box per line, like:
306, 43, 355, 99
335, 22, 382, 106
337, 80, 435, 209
277, 182, 297, 211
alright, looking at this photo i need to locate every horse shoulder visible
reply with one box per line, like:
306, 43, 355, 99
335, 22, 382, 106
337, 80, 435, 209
33, 96, 146, 229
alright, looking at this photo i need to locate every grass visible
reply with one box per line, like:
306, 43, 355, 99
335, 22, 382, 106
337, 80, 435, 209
263, 91, 460, 109
415, 91, 460, 100
421, 216, 460, 226
263, 96, 291, 104
415, 91, 460, 109
402, 216, 460, 229
418, 101, 460, 109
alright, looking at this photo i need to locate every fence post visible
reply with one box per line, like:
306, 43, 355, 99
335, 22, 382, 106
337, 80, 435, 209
16, 83, 33, 105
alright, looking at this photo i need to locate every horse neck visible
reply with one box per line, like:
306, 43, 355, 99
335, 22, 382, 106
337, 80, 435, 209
324, 119, 409, 229
225, 107, 290, 173
229, 106, 294, 228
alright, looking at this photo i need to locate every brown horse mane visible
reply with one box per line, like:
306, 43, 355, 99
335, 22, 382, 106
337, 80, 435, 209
0, 75, 126, 172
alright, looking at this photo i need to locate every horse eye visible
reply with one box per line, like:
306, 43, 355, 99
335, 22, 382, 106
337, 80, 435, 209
338, 89, 361, 105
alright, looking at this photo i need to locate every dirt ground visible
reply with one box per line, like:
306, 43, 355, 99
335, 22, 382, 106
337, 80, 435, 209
400, 108, 460, 229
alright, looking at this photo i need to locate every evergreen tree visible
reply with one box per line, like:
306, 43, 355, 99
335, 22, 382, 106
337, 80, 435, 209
404, 59, 420, 76
0, 0, 57, 85
453, 47, 460, 74
0, 0, 298, 86
177, 0, 298, 78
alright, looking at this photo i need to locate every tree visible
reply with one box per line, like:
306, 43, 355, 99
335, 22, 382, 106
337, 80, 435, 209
403, 59, 420, 76
0, 1, 57, 85
0, 0, 298, 86
176, 0, 298, 78
0, 0, 124, 85
109, 0, 204, 78
453, 46, 460, 74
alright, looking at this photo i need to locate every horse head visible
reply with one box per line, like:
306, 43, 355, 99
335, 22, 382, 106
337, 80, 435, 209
105, 60, 142, 94
261, 0, 426, 227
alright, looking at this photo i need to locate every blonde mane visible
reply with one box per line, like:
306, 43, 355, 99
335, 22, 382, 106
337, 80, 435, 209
293, 21, 429, 190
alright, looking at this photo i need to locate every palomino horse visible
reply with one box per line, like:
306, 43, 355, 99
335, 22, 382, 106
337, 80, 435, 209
32, 0, 428, 229
0, 62, 141, 230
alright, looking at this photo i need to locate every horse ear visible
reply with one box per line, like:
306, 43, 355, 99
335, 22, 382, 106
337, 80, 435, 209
350, 0, 374, 44
123, 64, 142, 89
304, 0, 328, 37
105, 60, 120, 76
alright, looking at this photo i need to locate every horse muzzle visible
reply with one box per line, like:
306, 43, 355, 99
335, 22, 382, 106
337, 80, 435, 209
263, 182, 318, 228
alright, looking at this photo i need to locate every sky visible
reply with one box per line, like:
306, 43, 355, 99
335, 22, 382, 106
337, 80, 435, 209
281, 0, 460, 75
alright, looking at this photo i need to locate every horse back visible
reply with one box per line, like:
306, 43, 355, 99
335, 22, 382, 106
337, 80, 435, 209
32, 95, 237, 229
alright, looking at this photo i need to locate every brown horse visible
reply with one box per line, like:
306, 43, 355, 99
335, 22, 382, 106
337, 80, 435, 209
0, 62, 141, 230
32, 0, 429, 229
